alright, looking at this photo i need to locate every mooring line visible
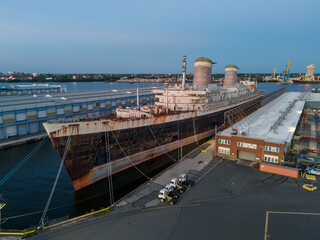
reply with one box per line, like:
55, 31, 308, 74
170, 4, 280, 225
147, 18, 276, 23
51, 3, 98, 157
0, 136, 49, 187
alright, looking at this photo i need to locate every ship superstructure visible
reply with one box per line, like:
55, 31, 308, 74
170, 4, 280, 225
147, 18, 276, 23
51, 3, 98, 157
44, 56, 265, 191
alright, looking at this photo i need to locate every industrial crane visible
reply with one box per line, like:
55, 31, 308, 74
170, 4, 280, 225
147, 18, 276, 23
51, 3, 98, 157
281, 61, 290, 83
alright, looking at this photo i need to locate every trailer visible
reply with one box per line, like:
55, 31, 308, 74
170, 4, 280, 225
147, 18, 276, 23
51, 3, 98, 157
259, 163, 299, 178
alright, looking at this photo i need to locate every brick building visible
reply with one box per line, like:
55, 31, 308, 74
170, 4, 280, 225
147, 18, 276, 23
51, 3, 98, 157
216, 92, 306, 165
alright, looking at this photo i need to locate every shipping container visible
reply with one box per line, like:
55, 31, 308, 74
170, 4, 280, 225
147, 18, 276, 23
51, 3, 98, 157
259, 162, 299, 178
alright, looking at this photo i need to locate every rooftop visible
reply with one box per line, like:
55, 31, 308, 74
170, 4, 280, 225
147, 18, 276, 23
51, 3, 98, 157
0, 87, 157, 112
225, 64, 239, 69
219, 92, 307, 144
195, 57, 213, 64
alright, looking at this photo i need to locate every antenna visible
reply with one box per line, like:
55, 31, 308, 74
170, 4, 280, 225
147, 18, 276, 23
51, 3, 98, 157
182, 55, 186, 89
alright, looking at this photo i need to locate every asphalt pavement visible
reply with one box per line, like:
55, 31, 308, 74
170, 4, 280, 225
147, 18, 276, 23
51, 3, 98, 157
31, 159, 320, 240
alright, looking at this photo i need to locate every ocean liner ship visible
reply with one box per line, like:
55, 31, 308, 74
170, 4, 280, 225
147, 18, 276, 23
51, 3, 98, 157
43, 56, 265, 191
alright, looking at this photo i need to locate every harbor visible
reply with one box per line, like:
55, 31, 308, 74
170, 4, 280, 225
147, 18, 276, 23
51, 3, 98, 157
1, 0, 320, 238
0, 82, 320, 239
31, 86, 320, 240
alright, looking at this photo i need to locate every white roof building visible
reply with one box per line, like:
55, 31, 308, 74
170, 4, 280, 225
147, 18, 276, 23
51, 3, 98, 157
221, 92, 307, 145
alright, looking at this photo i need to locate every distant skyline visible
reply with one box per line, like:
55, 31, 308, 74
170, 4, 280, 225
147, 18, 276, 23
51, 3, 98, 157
1, 0, 319, 74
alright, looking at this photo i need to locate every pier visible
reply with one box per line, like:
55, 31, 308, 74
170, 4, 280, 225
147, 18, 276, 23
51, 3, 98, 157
0, 87, 156, 148
28, 137, 320, 240
2, 89, 320, 238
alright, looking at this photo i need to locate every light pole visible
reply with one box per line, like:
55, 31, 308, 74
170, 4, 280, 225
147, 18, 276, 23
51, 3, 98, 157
0, 203, 6, 231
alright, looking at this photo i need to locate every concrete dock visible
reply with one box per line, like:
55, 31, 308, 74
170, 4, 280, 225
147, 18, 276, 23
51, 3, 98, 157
30, 137, 320, 240
0, 132, 47, 149
116, 139, 219, 210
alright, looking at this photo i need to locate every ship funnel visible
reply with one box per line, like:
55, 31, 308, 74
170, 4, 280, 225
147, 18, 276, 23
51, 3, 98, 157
224, 64, 239, 87
193, 57, 214, 89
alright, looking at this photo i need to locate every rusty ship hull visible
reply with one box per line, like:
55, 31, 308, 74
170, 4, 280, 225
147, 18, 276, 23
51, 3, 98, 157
44, 96, 262, 191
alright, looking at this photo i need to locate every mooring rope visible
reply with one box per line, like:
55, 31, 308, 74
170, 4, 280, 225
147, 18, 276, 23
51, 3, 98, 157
111, 131, 150, 180
147, 125, 177, 162
192, 116, 199, 146
105, 131, 114, 206
0, 136, 49, 187
38, 132, 72, 229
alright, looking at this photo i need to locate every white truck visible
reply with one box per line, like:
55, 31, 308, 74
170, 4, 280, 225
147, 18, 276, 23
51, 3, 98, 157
158, 188, 177, 205
179, 173, 195, 187
170, 178, 187, 193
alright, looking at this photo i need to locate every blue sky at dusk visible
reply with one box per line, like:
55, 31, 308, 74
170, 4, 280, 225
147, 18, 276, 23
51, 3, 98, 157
0, 0, 319, 74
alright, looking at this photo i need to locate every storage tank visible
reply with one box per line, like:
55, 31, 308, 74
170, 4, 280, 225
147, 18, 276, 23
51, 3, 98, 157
224, 64, 239, 87
193, 57, 213, 89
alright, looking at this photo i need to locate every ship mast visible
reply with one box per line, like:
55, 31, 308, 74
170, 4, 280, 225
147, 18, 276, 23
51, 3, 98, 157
166, 85, 169, 113
182, 55, 186, 89
136, 84, 139, 109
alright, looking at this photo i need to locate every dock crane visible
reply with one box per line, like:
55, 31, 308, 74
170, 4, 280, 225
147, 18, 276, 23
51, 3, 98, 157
281, 61, 290, 83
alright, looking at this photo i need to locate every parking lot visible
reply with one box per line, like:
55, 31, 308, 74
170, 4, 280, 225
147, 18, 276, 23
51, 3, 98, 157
34, 159, 320, 240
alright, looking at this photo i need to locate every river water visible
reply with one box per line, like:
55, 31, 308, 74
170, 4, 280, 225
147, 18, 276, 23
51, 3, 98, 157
0, 82, 319, 229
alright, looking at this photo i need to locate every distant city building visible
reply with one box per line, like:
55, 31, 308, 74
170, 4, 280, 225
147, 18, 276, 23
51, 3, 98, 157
306, 64, 314, 77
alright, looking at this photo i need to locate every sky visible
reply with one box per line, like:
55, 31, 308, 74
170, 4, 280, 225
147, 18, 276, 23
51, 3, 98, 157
0, 0, 319, 74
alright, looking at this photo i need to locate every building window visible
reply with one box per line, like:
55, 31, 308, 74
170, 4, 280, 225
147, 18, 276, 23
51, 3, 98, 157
265, 146, 279, 153
218, 139, 230, 145
237, 142, 257, 149
218, 147, 230, 155
263, 154, 279, 164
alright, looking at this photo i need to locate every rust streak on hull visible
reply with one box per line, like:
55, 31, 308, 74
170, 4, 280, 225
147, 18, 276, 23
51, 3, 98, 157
72, 129, 214, 191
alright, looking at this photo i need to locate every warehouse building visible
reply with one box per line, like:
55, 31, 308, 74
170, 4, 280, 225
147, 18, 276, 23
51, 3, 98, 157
0, 84, 67, 96
0, 87, 155, 139
216, 92, 306, 165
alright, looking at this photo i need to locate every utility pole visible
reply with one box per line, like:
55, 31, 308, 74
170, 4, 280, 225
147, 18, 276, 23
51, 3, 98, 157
215, 125, 217, 157
180, 147, 183, 177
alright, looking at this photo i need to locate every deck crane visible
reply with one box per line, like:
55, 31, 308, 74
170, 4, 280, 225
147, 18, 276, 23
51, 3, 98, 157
281, 61, 290, 83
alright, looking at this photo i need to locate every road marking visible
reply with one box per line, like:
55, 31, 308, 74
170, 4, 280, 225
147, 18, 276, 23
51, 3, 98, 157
264, 212, 269, 240
239, 175, 250, 193
195, 159, 222, 184
224, 174, 235, 187
268, 211, 320, 216
264, 211, 320, 240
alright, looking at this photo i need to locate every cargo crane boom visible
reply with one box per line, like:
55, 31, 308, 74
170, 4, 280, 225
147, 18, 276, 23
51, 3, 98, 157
281, 61, 290, 83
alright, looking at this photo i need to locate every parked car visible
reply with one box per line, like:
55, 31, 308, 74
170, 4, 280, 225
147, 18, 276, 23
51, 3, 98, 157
306, 166, 320, 176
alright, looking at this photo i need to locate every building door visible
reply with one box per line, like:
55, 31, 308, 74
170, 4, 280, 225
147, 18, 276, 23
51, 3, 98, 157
6, 126, 17, 137
238, 150, 256, 161
18, 124, 28, 136
29, 122, 38, 133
